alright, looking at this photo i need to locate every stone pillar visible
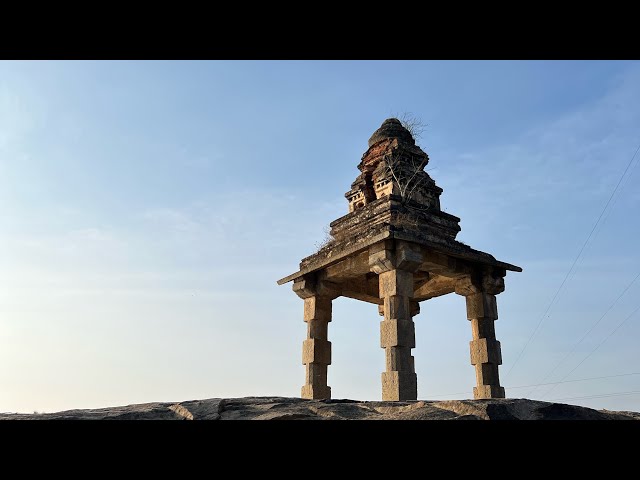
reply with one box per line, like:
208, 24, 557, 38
293, 276, 333, 400
370, 241, 422, 401
456, 274, 506, 399
301, 295, 332, 399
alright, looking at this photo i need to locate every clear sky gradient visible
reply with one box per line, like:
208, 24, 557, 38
1, 60, 639, 413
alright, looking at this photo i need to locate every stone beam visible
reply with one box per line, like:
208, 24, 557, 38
324, 251, 371, 280
412, 271, 430, 289
316, 271, 381, 305
413, 274, 456, 301
341, 280, 382, 305
420, 251, 470, 279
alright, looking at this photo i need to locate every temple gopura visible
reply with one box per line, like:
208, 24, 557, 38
277, 118, 522, 401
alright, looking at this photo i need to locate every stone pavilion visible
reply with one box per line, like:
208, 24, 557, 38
277, 118, 522, 401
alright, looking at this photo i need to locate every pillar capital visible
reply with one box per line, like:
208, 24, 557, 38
293, 275, 317, 299
315, 272, 341, 300
482, 272, 505, 295
454, 275, 481, 296
454, 269, 505, 297
368, 240, 423, 274
293, 273, 340, 300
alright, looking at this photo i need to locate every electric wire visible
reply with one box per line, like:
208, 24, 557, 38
505, 141, 640, 379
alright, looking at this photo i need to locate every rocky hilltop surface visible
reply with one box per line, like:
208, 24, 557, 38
2, 397, 639, 420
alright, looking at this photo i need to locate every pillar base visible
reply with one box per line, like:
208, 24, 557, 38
301, 385, 331, 400
381, 371, 417, 401
473, 385, 505, 399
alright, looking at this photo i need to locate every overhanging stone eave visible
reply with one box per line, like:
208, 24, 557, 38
276, 230, 393, 285
391, 230, 523, 273
276, 229, 522, 286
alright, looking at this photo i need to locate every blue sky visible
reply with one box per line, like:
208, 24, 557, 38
1, 60, 639, 413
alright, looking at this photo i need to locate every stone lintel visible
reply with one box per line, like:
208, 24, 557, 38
324, 251, 371, 280
413, 274, 456, 300
332, 275, 381, 305
420, 251, 468, 278
341, 290, 382, 305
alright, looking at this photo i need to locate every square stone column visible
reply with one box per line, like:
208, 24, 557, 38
293, 276, 334, 400
370, 241, 422, 401
379, 269, 418, 400
301, 295, 332, 399
456, 275, 506, 399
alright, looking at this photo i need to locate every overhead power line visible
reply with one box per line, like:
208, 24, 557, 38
593, 140, 640, 236
541, 303, 640, 399
527, 271, 640, 397
505, 140, 640, 379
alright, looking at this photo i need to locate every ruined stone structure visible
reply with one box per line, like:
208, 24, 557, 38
277, 118, 522, 401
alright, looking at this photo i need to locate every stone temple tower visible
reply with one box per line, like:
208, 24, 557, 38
277, 118, 522, 401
